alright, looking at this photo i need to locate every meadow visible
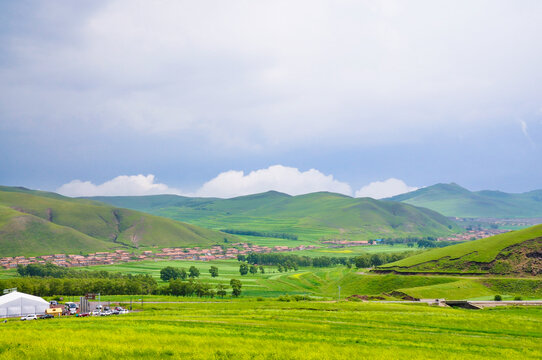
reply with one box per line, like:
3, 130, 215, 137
0, 301, 540, 359
4, 258, 540, 301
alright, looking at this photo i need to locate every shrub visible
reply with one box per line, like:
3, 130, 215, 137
514, 296, 522, 301
494, 294, 502, 301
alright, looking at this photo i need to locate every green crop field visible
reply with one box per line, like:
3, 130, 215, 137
0, 301, 540, 359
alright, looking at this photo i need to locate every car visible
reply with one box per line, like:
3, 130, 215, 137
40, 314, 54, 319
91, 310, 101, 316
77, 312, 89, 317
20, 314, 37, 321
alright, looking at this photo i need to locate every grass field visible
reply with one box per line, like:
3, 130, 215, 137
3, 259, 540, 301
380, 224, 542, 273
0, 301, 540, 359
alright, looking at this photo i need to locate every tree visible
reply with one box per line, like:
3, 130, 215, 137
354, 255, 370, 269
216, 284, 228, 298
189, 266, 200, 278
249, 264, 258, 274
160, 266, 179, 281
230, 279, 242, 297
259, 266, 265, 274
237, 254, 246, 262
178, 268, 188, 280
370, 254, 383, 267
209, 266, 219, 278
277, 265, 283, 272
239, 263, 249, 275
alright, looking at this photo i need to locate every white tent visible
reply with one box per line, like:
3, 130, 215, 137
0, 291, 49, 317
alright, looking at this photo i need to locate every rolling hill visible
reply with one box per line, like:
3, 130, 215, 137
377, 224, 542, 275
387, 183, 542, 218
0, 186, 237, 256
88, 191, 461, 241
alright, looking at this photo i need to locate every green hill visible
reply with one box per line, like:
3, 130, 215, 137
387, 183, 542, 218
0, 187, 237, 256
378, 224, 542, 275
88, 191, 460, 241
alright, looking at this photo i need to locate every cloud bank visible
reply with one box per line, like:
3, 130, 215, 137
354, 178, 418, 199
193, 165, 352, 198
57, 175, 181, 197
57, 166, 420, 199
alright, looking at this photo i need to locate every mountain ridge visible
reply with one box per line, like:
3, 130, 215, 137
86, 191, 461, 241
386, 183, 542, 218
0, 186, 237, 256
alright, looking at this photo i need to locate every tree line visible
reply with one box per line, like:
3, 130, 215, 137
11, 263, 242, 298
221, 229, 298, 240
16, 263, 129, 279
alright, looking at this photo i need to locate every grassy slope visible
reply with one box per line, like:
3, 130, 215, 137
379, 224, 542, 271
0, 188, 237, 256
89, 191, 460, 241
388, 183, 542, 218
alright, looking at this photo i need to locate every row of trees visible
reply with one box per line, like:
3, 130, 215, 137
161, 278, 242, 297
221, 229, 298, 240
353, 252, 414, 268
2, 275, 243, 298
239, 263, 265, 275
16, 263, 128, 279
0, 276, 158, 297
160, 266, 220, 281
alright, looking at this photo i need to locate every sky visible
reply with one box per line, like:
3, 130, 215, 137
1, 0, 542, 199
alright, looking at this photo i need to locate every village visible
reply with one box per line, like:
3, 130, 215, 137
0, 243, 318, 269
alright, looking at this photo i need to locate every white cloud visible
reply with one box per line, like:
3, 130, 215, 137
193, 165, 352, 198
57, 166, 352, 198
57, 174, 180, 197
355, 178, 418, 199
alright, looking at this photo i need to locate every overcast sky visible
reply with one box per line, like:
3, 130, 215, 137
1, 0, 541, 198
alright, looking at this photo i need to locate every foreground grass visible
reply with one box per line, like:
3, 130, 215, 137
0, 301, 540, 359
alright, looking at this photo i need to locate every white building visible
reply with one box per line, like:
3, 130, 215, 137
0, 291, 49, 317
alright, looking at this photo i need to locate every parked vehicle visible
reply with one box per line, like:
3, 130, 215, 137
20, 314, 37, 321
77, 313, 89, 317
91, 310, 101, 316
40, 314, 54, 319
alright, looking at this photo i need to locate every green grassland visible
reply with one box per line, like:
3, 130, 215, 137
379, 224, 542, 274
387, 183, 542, 218
0, 301, 540, 359
3, 259, 538, 300
0, 187, 238, 256
89, 190, 461, 241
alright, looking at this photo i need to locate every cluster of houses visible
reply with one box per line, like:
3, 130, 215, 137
438, 228, 509, 242
321, 240, 376, 247
0, 243, 318, 269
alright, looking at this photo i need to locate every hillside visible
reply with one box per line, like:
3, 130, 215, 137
387, 183, 542, 218
0, 187, 237, 256
88, 191, 460, 241
377, 224, 542, 275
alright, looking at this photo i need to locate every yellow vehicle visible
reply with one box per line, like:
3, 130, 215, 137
46, 307, 63, 317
